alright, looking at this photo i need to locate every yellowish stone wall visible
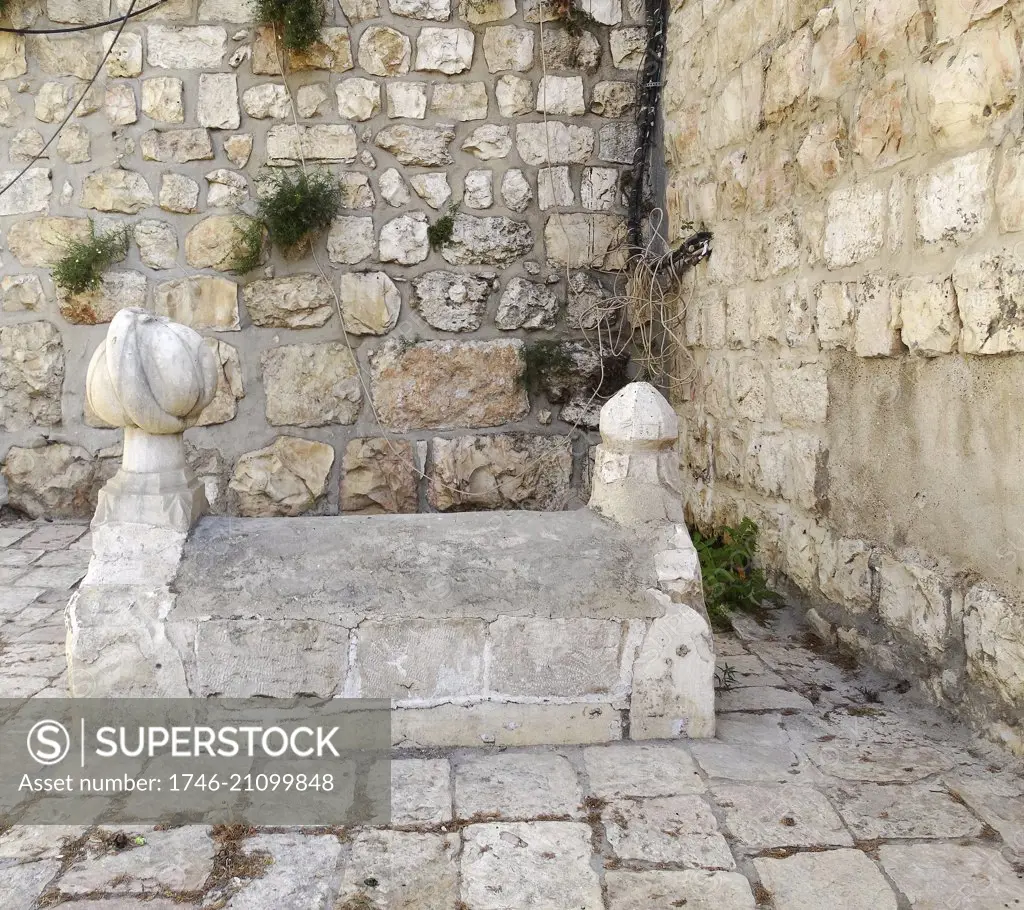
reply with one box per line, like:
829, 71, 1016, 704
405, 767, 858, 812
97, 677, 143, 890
663, 0, 1024, 749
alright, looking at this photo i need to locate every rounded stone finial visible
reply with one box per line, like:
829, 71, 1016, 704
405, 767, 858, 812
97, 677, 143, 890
86, 308, 218, 435
599, 382, 678, 451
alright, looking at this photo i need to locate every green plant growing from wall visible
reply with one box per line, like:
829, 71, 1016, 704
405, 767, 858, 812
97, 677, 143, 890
522, 340, 577, 394
52, 222, 129, 296
232, 169, 341, 272
251, 0, 326, 52
427, 204, 458, 250
693, 518, 779, 631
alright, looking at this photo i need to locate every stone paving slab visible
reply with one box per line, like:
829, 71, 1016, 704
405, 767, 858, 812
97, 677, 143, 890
0, 519, 1023, 909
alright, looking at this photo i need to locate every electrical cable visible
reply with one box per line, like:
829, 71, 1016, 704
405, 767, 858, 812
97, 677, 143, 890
0, 0, 163, 34
0, 0, 141, 202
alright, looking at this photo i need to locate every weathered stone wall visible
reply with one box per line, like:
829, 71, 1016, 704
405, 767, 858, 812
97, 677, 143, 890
0, 0, 645, 518
663, 0, 1024, 749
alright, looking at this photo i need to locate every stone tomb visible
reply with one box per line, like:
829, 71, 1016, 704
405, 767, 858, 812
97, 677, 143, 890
66, 309, 715, 745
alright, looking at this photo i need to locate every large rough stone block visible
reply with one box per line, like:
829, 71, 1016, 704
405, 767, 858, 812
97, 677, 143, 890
147, 25, 227, 68
894, 276, 959, 355
141, 128, 214, 162
877, 554, 955, 654
261, 342, 362, 427
357, 25, 412, 75
824, 182, 886, 269
6, 216, 90, 266
356, 619, 486, 698
370, 339, 528, 430
0, 167, 51, 216
375, 124, 456, 165
184, 215, 255, 271
229, 436, 335, 517
516, 121, 595, 164
339, 271, 401, 334
58, 271, 147, 325
415, 27, 475, 73
0, 321, 64, 430
952, 252, 1024, 354
2, 442, 102, 519
266, 124, 358, 164
963, 584, 1024, 706
544, 214, 628, 269
412, 270, 493, 331
243, 274, 334, 328
914, 149, 993, 250
428, 434, 572, 511
341, 437, 419, 514
154, 276, 240, 330
197, 339, 244, 426
441, 214, 534, 266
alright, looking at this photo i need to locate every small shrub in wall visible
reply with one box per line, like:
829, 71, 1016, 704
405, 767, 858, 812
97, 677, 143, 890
251, 0, 326, 52
52, 221, 129, 296
233, 169, 341, 271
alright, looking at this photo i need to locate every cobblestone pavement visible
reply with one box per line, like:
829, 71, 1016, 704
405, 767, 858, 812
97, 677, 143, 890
0, 520, 1023, 909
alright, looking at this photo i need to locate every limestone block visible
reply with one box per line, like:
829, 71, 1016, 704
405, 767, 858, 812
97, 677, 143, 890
81, 168, 153, 214
412, 270, 492, 331
544, 214, 627, 269
462, 124, 512, 160
765, 27, 811, 119
460, 0, 516, 21
370, 339, 527, 430
29, 34, 101, 79
184, 215, 254, 271
706, 57, 763, 150
390, 0, 451, 19
809, 19, 862, 102
851, 73, 914, 170
224, 134, 253, 167
415, 27, 475, 73
952, 252, 1024, 354
159, 173, 199, 213
484, 25, 534, 72
756, 850, 897, 910
230, 436, 335, 517
375, 124, 455, 165
488, 616, 623, 695
357, 619, 486, 698
339, 271, 401, 334
34, 81, 68, 122
410, 172, 452, 209
105, 82, 138, 125
926, 24, 1019, 150
0, 321, 64, 430
0, 167, 50, 216
341, 437, 418, 514
386, 81, 427, 118
914, 149, 993, 250
428, 434, 572, 510
10, 128, 45, 161
610, 26, 645, 68
818, 535, 872, 610
6, 216, 90, 266
0, 33, 27, 78
194, 619, 348, 696
58, 271, 147, 325
996, 146, 1024, 232
198, 0, 254, 20
1, 442, 102, 519
745, 431, 825, 511
154, 276, 240, 330
439, 214, 533, 266
197, 339, 244, 427
502, 169, 533, 213
517, 121, 594, 165
296, 83, 331, 117
205, 169, 248, 208
261, 342, 362, 427
538, 166, 574, 209
380, 168, 411, 205
797, 115, 846, 191
288, 28, 354, 72
877, 554, 956, 655
358, 25, 412, 75
815, 281, 856, 350
933, 0, 1008, 41
142, 76, 184, 122
496, 277, 558, 330
266, 124, 358, 164
582, 167, 620, 210
379, 213, 430, 263
197, 73, 239, 128
537, 75, 585, 115
1, 275, 45, 313
464, 169, 494, 208
242, 83, 291, 119
592, 81, 635, 118
963, 584, 1024, 705
338, 831, 459, 908
824, 182, 885, 269
853, 276, 901, 357
567, 272, 614, 330
496, 74, 535, 116
606, 871, 755, 910
431, 82, 488, 120
244, 274, 334, 328
57, 123, 91, 163
327, 215, 375, 264
141, 128, 214, 163
147, 25, 227, 68
770, 361, 828, 425
337, 78, 381, 121
894, 276, 959, 355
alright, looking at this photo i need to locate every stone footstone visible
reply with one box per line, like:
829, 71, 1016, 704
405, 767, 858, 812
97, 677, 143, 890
880, 843, 1024, 909
226, 832, 341, 909
807, 739, 956, 782
56, 827, 215, 895
604, 796, 735, 868
17, 524, 87, 550
0, 528, 31, 547
337, 830, 459, 910
605, 870, 756, 910
583, 743, 704, 798
755, 849, 898, 910
945, 774, 1024, 855
461, 822, 602, 910
455, 752, 582, 819
717, 686, 815, 712
389, 759, 453, 825
713, 783, 853, 850
0, 859, 60, 910
829, 781, 983, 839
47, 902, 183, 910
690, 742, 803, 783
